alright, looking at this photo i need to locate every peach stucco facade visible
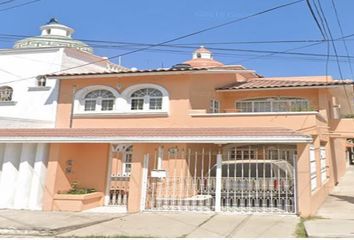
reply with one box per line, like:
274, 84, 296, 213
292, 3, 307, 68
40, 54, 354, 216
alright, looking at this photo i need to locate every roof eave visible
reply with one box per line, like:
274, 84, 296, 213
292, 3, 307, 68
0, 135, 312, 144
216, 84, 354, 92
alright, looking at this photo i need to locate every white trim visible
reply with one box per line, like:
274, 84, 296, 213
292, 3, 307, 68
0, 135, 313, 143
0, 101, 17, 106
73, 111, 168, 118
28, 86, 51, 91
216, 85, 345, 92
190, 111, 320, 117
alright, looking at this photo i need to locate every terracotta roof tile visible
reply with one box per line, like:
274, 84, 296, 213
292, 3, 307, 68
46, 67, 208, 78
217, 79, 354, 90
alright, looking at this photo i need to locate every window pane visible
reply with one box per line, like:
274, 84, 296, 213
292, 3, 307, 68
254, 101, 271, 112
131, 88, 162, 97
85, 89, 114, 99
125, 163, 132, 174
236, 102, 252, 112
0, 87, 13, 102
273, 101, 289, 112
101, 99, 114, 111
131, 99, 144, 110
149, 98, 162, 110
125, 153, 132, 163
84, 100, 96, 111
290, 100, 309, 111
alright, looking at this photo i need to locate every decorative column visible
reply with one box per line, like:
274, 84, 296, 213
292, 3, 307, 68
140, 153, 149, 211
14, 143, 37, 209
0, 143, 22, 208
104, 144, 113, 206
296, 143, 312, 217
0, 144, 5, 191
215, 152, 222, 212
28, 143, 49, 210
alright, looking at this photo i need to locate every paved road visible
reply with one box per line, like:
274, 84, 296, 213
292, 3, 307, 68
305, 166, 354, 238
0, 209, 299, 238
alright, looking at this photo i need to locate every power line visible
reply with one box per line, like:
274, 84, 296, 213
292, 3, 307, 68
331, 0, 354, 79
316, 0, 344, 79
305, 0, 327, 39
0, 0, 305, 86
313, 0, 354, 120
0, 0, 16, 6
0, 0, 40, 12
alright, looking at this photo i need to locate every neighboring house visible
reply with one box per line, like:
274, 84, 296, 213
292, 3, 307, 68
0, 18, 126, 210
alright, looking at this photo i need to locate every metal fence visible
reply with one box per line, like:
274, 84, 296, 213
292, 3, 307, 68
144, 145, 296, 214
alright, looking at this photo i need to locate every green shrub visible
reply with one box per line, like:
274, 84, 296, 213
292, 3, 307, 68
60, 181, 96, 195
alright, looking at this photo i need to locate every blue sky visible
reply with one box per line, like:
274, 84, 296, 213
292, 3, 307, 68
1, 0, 354, 79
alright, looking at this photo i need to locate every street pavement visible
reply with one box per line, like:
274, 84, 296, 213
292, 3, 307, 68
0, 209, 299, 238
304, 165, 354, 238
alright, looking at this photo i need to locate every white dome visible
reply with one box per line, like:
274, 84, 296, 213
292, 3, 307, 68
13, 18, 93, 53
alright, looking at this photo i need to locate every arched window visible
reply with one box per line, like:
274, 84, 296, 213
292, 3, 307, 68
84, 89, 115, 111
235, 97, 310, 113
0, 86, 13, 102
130, 88, 163, 110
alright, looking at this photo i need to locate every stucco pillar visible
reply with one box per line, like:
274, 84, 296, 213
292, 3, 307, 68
296, 143, 312, 217
28, 143, 49, 210
0, 144, 5, 190
13, 143, 37, 209
313, 136, 322, 189
127, 144, 147, 213
0, 143, 22, 208
42, 143, 61, 211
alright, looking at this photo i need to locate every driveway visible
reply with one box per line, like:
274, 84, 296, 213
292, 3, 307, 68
305, 166, 354, 238
0, 209, 299, 238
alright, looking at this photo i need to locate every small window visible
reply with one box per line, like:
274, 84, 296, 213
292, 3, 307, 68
0, 86, 13, 102
37, 76, 46, 87
130, 88, 163, 111
210, 99, 220, 113
122, 146, 133, 176
84, 89, 115, 112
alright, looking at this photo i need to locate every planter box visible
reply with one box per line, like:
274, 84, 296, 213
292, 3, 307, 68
53, 192, 104, 212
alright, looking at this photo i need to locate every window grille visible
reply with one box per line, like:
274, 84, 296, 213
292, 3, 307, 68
84, 89, 115, 112
130, 88, 163, 110
236, 97, 310, 113
0, 86, 13, 102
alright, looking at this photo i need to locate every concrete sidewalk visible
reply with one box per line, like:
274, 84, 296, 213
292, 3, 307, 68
0, 209, 299, 238
304, 166, 354, 238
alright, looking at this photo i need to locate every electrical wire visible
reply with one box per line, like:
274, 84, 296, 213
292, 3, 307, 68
0, 0, 306, 85
0, 0, 40, 12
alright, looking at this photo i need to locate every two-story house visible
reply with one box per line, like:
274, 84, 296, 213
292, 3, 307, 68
1, 45, 353, 217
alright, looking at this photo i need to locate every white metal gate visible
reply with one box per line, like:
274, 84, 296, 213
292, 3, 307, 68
144, 145, 296, 214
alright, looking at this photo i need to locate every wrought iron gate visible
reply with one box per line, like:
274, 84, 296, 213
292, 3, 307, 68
144, 145, 296, 214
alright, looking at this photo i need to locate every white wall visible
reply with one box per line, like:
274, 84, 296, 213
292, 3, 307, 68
0, 48, 62, 127
0, 47, 112, 128
0, 143, 49, 209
